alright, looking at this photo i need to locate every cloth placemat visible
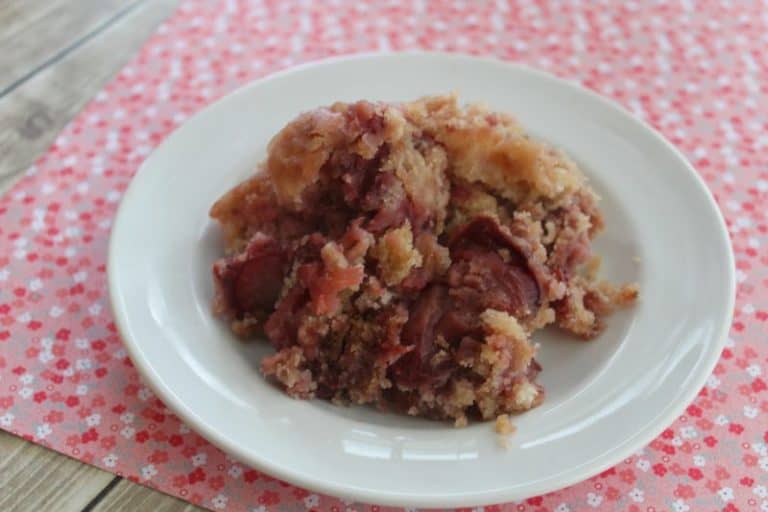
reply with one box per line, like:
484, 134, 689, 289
1, 1, 765, 510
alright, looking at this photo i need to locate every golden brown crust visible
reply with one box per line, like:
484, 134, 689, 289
404, 94, 585, 205
266, 108, 346, 207
209, 173, 280, 252
372, 222, 423, 286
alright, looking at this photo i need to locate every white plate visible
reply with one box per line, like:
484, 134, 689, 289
109, 53, 734, 508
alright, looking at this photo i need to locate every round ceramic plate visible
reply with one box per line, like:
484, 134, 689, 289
108, 53, 734, 508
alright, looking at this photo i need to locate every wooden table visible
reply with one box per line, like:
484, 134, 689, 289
0, 1, 207, 510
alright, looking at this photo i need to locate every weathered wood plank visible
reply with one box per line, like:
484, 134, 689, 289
0, 430, 115, 512
90, 479, 205, 512
0, 0, 178, 183
0, 0, 140, 96
0, 1, 60, 42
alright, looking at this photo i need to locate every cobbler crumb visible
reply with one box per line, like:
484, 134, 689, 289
495, 414, 517, 448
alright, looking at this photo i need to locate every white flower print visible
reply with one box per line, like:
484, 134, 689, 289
629, 488, 644, 502
75, 358, 92, 370
76, 384, 88, 396
679, 426, 698, 439
717, 487, 734, 502
747, 363, 762, 377
759, 457, 768, 471
38, 351, 53, 364
761, 499, 768, 512
140, 464, 158, 480
693, 454, 706, 467
19, 374, 34, 385
671, 435, 683, 447
191, 452, 207, 466
755, 485, 768, 498
586, 492, 603, 507
18, 387, 33, 399
636, 459, 650, 471
672, 499, 690, 512
41, 337, 53, 349
138, 387, 153, 401
102, 453, 118, 467
744, 405, 759, 418
714, 414, 729, 426
304, 494, 320, 508
754, 443, 768, 457
0, 268, 9, 281
39, 181, 54, 194
707, 375, 721, 389
88, 303, 102, 316
113, 348, 127, 359
227, 465, 243, 478
0, 413, 14, 427
120, 426, 135, 439
85, 413, 101, 427
179, 423, 191, 434
120, 412, 135, 423
555, 504, 571, 512
62, 367, 74, 377
211, 494, 228, 510
35, 423, 52, 439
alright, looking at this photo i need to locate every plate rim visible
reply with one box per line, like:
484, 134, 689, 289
108, 51, 735, 507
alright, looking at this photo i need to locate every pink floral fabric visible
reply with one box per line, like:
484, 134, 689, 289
1, 1, 766, 510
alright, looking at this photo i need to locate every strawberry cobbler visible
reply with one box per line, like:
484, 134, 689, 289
210, 95, 637, 426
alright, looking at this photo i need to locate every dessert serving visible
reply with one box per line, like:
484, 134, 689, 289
209, 94, 637, 426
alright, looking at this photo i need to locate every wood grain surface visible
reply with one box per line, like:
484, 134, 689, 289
0, 431, 114, 512
0, 0, 177, 186
0, 1, 209, 510
89, 479, 201, 512
0, 0, 140, 96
